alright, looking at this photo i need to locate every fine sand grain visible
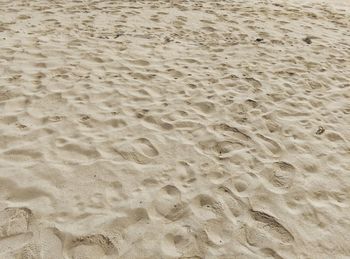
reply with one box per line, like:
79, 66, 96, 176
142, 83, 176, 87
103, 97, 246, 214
0, 0, 350, 258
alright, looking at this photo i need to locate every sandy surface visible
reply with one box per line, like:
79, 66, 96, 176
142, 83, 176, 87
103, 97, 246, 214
0, 0, 350, 258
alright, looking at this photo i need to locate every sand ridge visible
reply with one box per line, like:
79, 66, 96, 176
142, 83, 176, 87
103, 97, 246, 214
0, 0, 350, 258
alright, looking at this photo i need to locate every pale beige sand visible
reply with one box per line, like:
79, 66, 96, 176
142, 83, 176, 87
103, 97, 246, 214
0, 0, 350, 258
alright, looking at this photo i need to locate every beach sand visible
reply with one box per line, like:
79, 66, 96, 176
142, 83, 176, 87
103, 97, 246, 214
0, 0, 349, 258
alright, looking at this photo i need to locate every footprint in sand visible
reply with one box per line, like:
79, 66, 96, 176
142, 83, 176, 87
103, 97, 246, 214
198, 139, 245, 158
114, 137, 159, 164
19, 227, 64, 259
153, 185, 188, 221
68, 234, 118, 258
250, 209, 294, 244
0, 207, 34, 255
191, 194, 224, 220
260, 161, 296, 191
212, 123, 252, 142
256, 133, 283, 156
216, 185, 249, 218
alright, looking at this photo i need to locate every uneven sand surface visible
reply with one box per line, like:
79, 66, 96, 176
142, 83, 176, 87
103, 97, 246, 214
0, 0, 350, 258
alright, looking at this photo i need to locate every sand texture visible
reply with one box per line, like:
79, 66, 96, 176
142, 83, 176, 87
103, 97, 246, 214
0, 0, 350, 258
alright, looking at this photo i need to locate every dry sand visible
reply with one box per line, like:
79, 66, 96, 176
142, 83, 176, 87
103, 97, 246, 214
0, 0, 350, 258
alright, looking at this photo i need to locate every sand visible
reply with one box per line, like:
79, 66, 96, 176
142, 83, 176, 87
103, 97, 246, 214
0, 0, 350, 258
